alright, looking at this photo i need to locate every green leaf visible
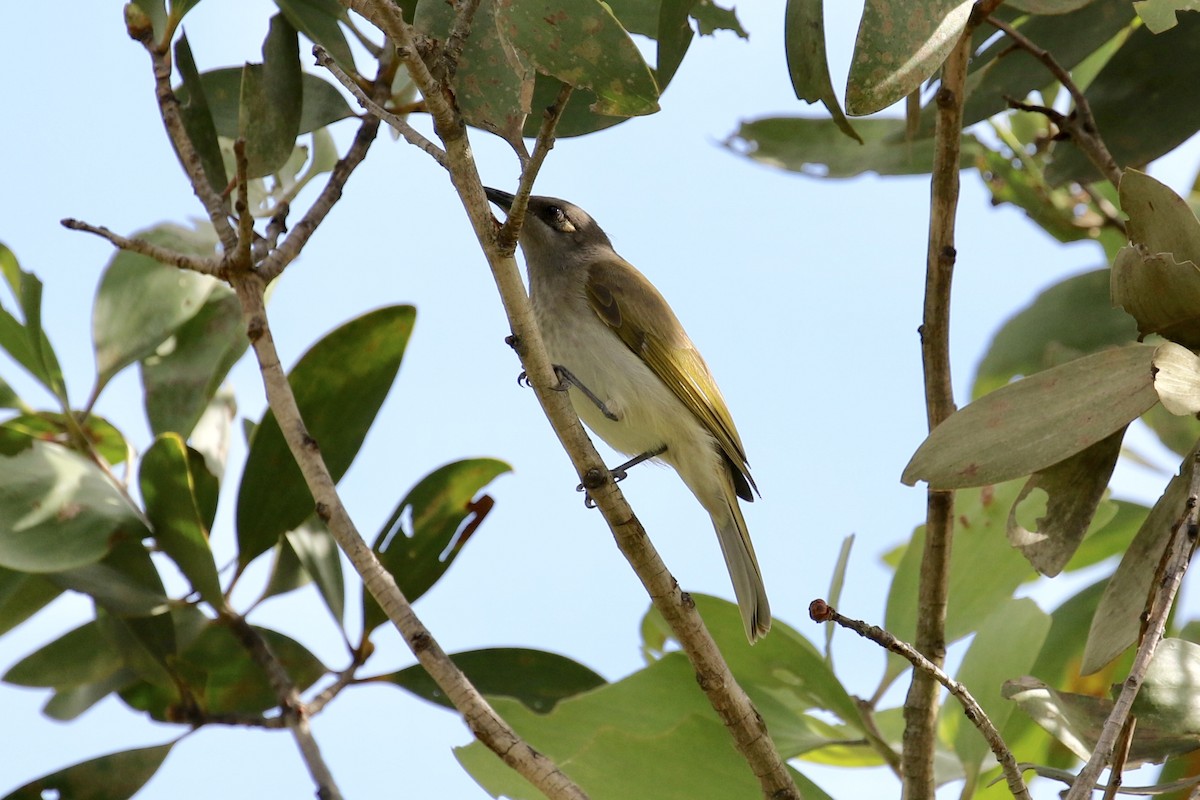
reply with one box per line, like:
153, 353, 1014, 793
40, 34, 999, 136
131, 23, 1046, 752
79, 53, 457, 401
824, 534, 854, 661
1, 742, 176, 800
177, 69, 354, 139
654, 0, 694, 88
941, 599, 1050, 781
0, 566, 61, 636
385, 647, 605, 713
725, 117, 980, 178
182, 623, 326, 714
689, 0, 746, 37
784, 0, 860, 143
520, 75, 627, 138
363, 458, 511, 633
0, 441, 146, 572
1062, 499, 1144, 574
972, 268, 1138, 400
846, 0, 973, 116
1112, 248, 1200, 349
236, 305, 416, 567
91, 223, 219, 394
275, 0, 355, 70
1124, 168, 1200, 265
174, 35, 228, 196
496, 0, 660, 117
1083, 443, 1197, 673
1133, 0, 1200, 32
1046, 16, 1200, 185
44, 668, 140, 722
1154, 342, 1200, 415
140, 434, 222, 605
239, 15, 304, 178
1006, 427, 1124, 576
0, 244, 67, 403
1134, 638, 1200, 735
414, 0, 532, 142
3, 619, 124, 689
0, 411, 129, 466
902, 344, 1157, 489
141, 287, 245, 437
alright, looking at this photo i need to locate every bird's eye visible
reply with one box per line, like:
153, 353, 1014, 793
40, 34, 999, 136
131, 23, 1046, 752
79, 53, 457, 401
547, 206, 576, 233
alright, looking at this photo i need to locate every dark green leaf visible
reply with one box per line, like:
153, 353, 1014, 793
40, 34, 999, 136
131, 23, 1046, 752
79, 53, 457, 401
174, 35, 228, 196
496, 0, 659, 117
0, 375, 20, 410
236, 305, 416, 567
689, 0, 746, 37
784, 0, 859, 143
0, 411, 129, 466
725, 117, 980, 178
275, 0, 355, 70
141, 287, 245, 437
902, 344, 1157, 489
385, 647, 605, 713
520, 75, 626, 138
973, 268, 1138, 400
1006, 427, 1124, 576
363, 458, 511, 633
1, 742, 176, 800
140, 434, 222, 604
182, 623, 326, 714
846, 0, 973, 115
3, 619, 123, 688
655, 0, 694, 89
1046, 16, 1200, 185
1083, 443, 1197, 673
0, 566, 61, 636
0, 441, 145, 572
239, 15, 304, 178
91, 223, 219, 394
44, 668, 140, 722
0, 244, 67, 403
286, 520, 344, 624
177, 69, 354, 139
604, 0, 662, 34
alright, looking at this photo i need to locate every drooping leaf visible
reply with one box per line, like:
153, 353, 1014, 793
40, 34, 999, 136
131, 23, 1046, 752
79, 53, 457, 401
140, 434, 222, 605
275, 0, 355, 70
142, 286, 246, 437
824, 534, 855, 661
286, 519, 345, 624
44, 668, 140, 722
0, 566, 61, 636
941, 599, 1050, 782
973, 268, 1137, 400
3, 619, 124, 689
1046, 16, 1200, 185
0, 245, 67, 403
902, 344, 1157, 489
496, 0, 659, 117
239, 15, 304, 178
236, 305, 416, 567
91, 223, 219, 395
1, 742, 176, 800
175, 69, 354, 138
1082, 443, 1197, 673
363, 458, 510, 633
784, 0, 860, 143
385, 647, 605, 713
181, 623, 326, 714
1006, 427, 1124, 576
655, 0, 693, 88
174, 35, 228, 196
846, 0, 974, 115
726, 117, 980, 178
0, 441, 146, 573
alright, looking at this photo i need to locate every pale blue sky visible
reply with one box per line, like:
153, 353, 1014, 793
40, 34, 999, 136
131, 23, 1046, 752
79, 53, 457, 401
2, 2, 1198, 798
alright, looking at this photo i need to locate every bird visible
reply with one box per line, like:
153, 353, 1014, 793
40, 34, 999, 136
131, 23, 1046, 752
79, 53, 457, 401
485, 187, 770, 642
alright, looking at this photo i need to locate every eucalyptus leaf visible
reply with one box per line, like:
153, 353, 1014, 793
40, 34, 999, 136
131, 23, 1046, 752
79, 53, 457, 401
239, 15, 304, 178
784, 0, 860, 143
902, 344, 1157, 489
1132, 0, 1200, 32
1, 742, 176, 800
275, 0, 355, 69
1122, 168, 1200, 267
1111, 247, 1200, 349
1153, 341, 1200, 415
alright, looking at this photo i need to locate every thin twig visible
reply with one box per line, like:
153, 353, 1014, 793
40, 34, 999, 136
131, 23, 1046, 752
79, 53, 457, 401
232, 140, 255, 269
988, 15, 1123, 187
313, 45, 447, 170
810, 600, 1032, 800
228, 270, 590, 800
1102, 716, 1136, 800
856, 698, 902, 776
342, 1, 800, 795
1064, 453, 1200, 800
904, 1, 1006, 794
59, 219, 222, 275
220, 607, 344, 800
496, 82, 574, 254
127, 18, 238, 253
260, 53, 389, 281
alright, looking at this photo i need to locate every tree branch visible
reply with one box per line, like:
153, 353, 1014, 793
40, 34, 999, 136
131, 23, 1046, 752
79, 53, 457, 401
219, 607, 344, 800
58, 219, 222, 275
1064, 453, 1200, 800
988, 15, 1123, 188
810, 600, 1031, 800
342, 1, 800, 795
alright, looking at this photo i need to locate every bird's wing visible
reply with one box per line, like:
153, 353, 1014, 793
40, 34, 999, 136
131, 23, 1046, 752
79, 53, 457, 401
585, 257, 757, 499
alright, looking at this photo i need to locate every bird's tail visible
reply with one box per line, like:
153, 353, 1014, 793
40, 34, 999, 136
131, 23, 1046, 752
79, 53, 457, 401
713, 478, 771, 643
